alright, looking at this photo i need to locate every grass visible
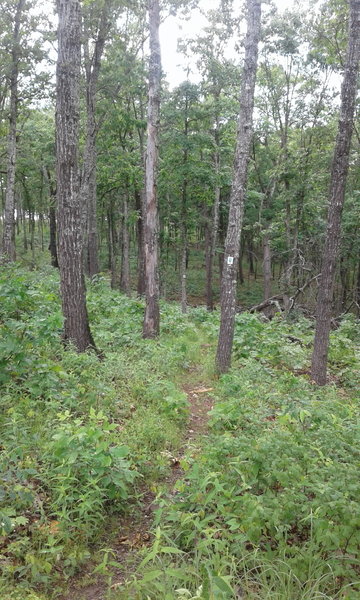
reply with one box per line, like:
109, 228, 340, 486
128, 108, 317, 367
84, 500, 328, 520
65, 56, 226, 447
0, 259, 359, 599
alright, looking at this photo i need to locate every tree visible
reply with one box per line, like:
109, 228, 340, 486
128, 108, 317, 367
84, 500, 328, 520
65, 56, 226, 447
2, 0, 26, 261
81, 0, 116, 278
56, 0, 96, 352
311, 0, 360, 386
1, 0, 49, 262
93, 13, 148, 292
143, 0, 161, 338
160, 81, 209, 311
216, 0, 262, 374
193, 24, 239, 311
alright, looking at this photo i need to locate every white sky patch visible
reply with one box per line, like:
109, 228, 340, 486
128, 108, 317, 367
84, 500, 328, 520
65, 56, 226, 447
160, 0, 301, 88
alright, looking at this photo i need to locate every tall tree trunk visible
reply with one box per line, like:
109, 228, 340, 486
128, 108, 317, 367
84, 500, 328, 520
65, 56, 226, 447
49, 202, 59, 268
120, 196, 131, 296
133, 87, 147, 297
143, 0, 161, 338
16, 198, 20, 236
239, 239, 245, 285
136, 189, 146, 295
30, 212, 36, 267
2, 0, 25, 262
247, 236, 255, 275
339, 254, 350, 313
216, 0, 261, 373
253, 150, 277, 302
218, 200, 225, 280
263, 232, 272, 301
356, 257, 360, 315
311, 0, 360, 385
180, 220, 187, 313
281, 182, 293, 312
206, 142, 221, 311
43, 166, 59, 268
56, 0, 96, 353
179, 89, 191, 313
39, 214, 44, 252
81, 1, 111, 277
22, 205, 28, 251
108, 204, 118, 290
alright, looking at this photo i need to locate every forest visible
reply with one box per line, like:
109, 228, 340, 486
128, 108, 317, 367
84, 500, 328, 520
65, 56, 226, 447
0, 0, 359, 598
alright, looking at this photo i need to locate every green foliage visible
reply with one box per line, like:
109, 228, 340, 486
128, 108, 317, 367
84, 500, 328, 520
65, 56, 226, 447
232, 312, 311, 370
0, 266, 199, 594
1, 266, 360, 598
45, 410, 136, 525
128, 316, 360, 599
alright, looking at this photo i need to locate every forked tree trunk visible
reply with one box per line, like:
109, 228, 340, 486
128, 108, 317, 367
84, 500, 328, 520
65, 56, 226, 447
2, 0, 25, 262
216, 0, 261, 373
56, 0, 96, 353
143, 0, 161, 338
311, 0, 360, 385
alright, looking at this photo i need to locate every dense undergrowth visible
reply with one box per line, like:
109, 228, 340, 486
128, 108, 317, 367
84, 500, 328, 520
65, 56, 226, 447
1, 264, 359, 599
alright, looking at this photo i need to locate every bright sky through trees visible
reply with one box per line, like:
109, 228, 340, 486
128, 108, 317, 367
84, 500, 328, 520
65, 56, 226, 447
160, 0, 301, 87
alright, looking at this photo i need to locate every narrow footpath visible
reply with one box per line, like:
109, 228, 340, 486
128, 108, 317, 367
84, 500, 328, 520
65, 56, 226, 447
61, 383, 214, 600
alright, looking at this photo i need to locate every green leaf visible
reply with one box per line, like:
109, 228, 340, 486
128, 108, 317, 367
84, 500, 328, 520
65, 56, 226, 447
142, 570, 163, 583
212, 575, 234, 595
160, 546, 184, 555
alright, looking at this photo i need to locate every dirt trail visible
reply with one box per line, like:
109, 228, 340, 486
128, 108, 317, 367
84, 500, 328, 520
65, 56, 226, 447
61, 384, 213, 600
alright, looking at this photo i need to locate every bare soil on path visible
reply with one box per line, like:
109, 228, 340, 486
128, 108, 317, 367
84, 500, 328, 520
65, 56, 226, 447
60, 383, 214, 600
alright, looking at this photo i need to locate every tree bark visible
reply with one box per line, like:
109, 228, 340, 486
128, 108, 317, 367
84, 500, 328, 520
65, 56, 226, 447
238, 240, 245, 285
311, 0, 360, 385
81, 0, 111, 277
180, 218, 187, 313
263, 233, 272, 301
107, 200, 118, 290
143, 0, 161, 338
43, 166, 59, 268
22, 205, 28, 251
2, 0, 25, 262
120, 195, 131, 297
56, 0, 96, 353
206, 136, 221, 311
356, 258, 360, 315
216, 0, 261, 373
247, 236, 255, 275
136, 189, 146, 296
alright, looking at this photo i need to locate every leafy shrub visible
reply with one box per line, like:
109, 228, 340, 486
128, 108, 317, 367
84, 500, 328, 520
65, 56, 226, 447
44, 409, 137, 531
